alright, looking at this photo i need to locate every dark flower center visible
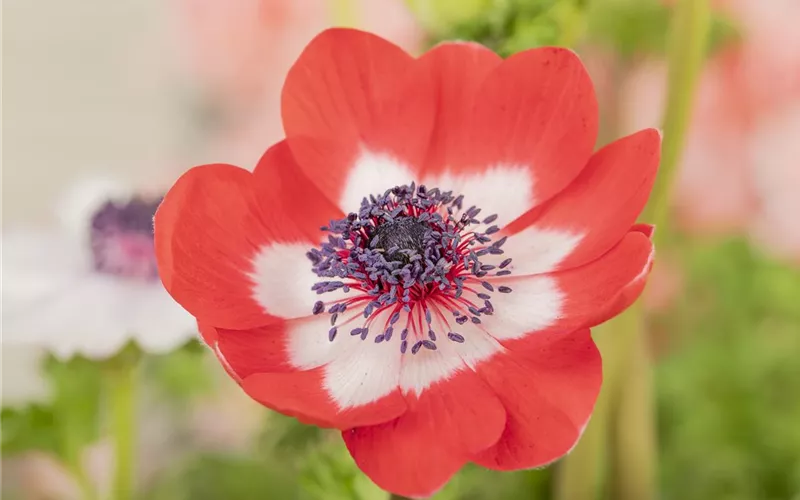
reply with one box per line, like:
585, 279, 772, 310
90, 196, 162, 281
370, 217, 431, 263
307, 183, 514, 353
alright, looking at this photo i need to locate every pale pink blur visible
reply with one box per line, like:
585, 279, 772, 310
173, 0, 423, 168
617, 0, 800, 263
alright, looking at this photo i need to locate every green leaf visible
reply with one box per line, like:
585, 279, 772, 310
585, 0, 739, 58
143, 340, 215, 404
46, 355, 103, 461
1, 404, 60, 456
144, 454, 301, 500
298, 440, 387, 500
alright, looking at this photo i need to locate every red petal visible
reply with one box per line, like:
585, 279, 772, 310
485, 230, 654, 341
282, 28, 434, 204
155, 164, 283, 329
415, 42, 502, 177
631, 223, 656, 239
214, 323, 293, 378
590, 227, 656, 326
342, 369, 506, 497
552, 230, 654, 329
196, 321, 217, 344
505, 129, 661, 270
451, 47, 598, 206
252, 141, 344, 241
242, 369, 407, 429
473, 328, 601, 470
155, 142, 339, 329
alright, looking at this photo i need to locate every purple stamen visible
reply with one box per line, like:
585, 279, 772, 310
447, 332, 465, 343
306, 182, 515, 350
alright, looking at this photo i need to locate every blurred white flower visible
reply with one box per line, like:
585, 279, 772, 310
2, 178, 197, 360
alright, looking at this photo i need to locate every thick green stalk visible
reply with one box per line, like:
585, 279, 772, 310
107, 354, 139, 500
609, 1, 711, 499
609, 329, 656, 500
554, 307, 639, 500
642, 0, 712, 228
557, 1, 710, 498
331, 0, 358, 27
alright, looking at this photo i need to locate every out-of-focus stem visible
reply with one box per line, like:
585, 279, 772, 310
641, 0, 712, 231
609, 328, 656, 500
331, 0, 358, 28
554, 306, 639, 500
558, 1, 710, 498
609, 1, 711, 500
106, 349, 140, 500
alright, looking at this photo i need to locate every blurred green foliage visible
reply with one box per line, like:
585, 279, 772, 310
2, 356, 102, 461
408, 0, 738, 56
586, 0, 739, 58
656, 239, 800, 500
144, 339, 215, 404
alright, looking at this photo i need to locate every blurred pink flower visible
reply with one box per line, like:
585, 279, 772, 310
174, 0, 423, 168
618, 0, 800, 260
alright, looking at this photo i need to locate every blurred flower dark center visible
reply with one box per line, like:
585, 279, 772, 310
90, 197, 163, 281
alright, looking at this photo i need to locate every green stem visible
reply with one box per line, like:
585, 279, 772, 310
64, 449, 100, 500
641, 0, 712, 233
554, 307, 639, 500
331, 0, 358, 27
57, 379, 99, 500
107, 356, 138, 500
390, 495, 411, 500
609, 329, 656, 500
557, 3, 710, 497
608, 2, 711, 500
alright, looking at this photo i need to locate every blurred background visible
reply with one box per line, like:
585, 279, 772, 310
2, 0, 799, 499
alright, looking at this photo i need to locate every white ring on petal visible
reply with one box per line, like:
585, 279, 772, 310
484, 227, 583, 276
398, 308, 503, 396
425, 165, 535, 227
340, 149, 416, 212
478, 276, 564, 340
287, 314, 348, 370
250, 242, 348, 320
323, 309, 403, 409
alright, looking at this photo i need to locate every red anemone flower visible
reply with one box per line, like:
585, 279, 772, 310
155, 28, 660, 498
